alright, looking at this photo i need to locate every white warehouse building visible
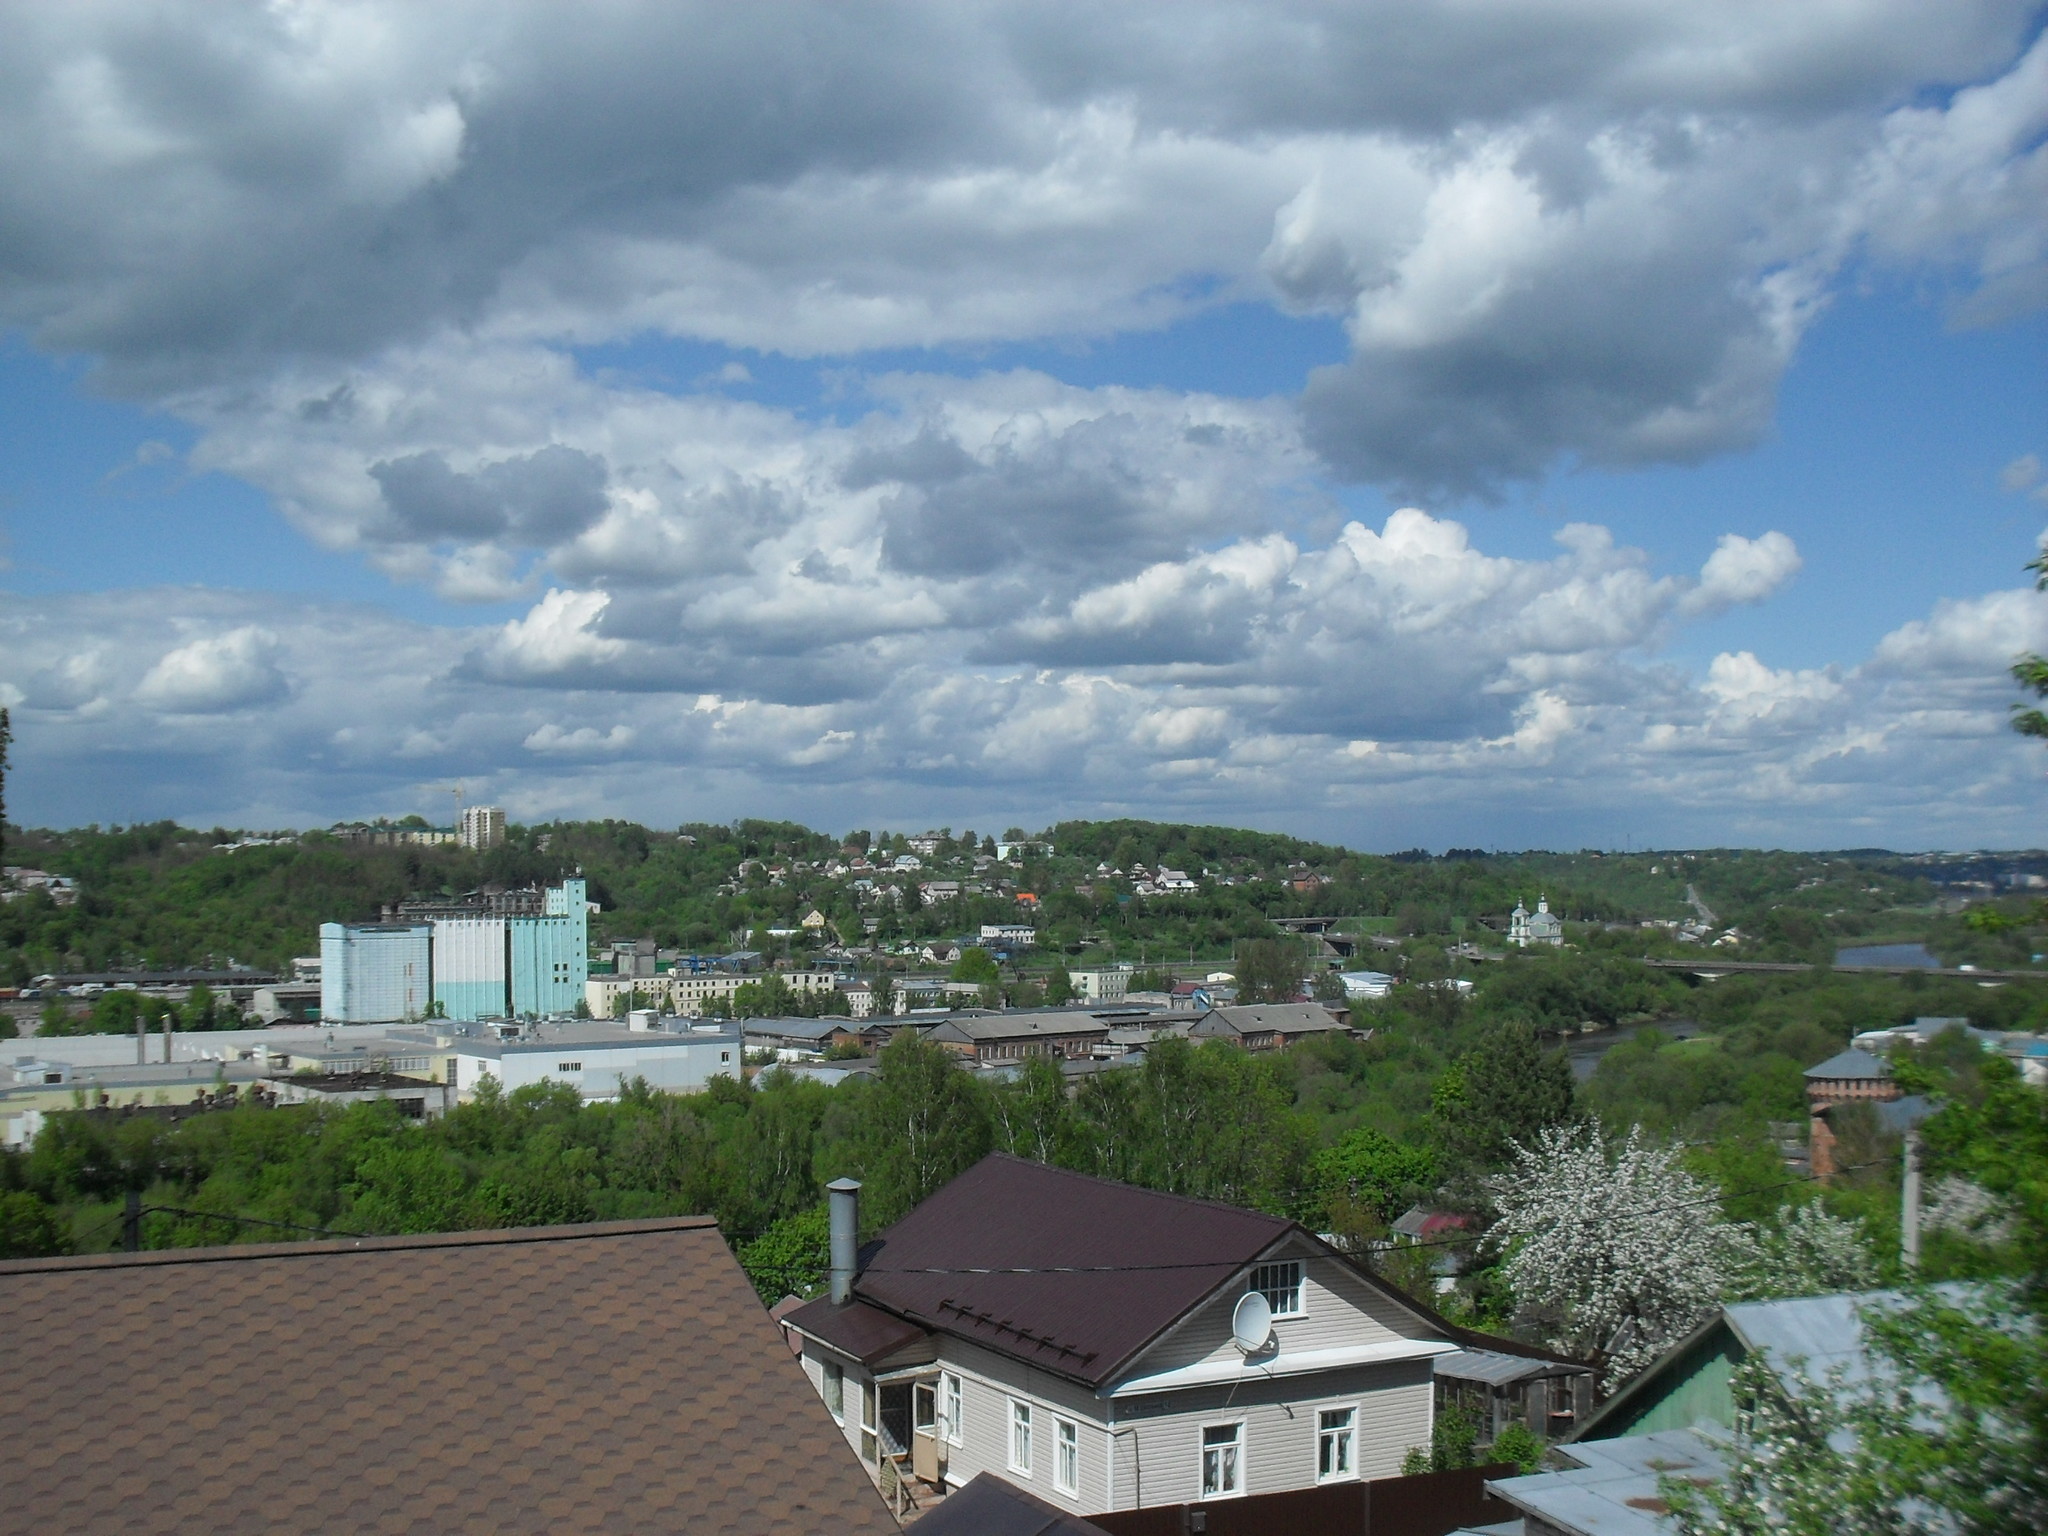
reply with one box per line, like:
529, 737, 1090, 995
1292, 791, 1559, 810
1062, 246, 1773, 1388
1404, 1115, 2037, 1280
445, 1018, 743, 1102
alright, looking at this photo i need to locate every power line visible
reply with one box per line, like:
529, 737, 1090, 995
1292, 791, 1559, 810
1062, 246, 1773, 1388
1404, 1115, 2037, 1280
723, 1153, 1905, 1277
138, 1204, 374, 1242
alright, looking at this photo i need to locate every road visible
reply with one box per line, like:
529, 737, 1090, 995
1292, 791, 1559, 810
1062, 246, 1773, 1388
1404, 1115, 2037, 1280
1642, 957, 2048, 982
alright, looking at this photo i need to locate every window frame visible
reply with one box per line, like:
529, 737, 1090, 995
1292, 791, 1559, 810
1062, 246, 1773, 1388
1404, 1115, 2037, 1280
859, 1378, 879, 1465
1200, 1420, 1245, 1499
823, 1360, 845, 1422
1053, 1416, 1079, 1497
1316, 1405, 1357, 1483
1249, 1258, 1305, 1319
1008, 1398, 1034, 1476
941, 1371, 964, 1447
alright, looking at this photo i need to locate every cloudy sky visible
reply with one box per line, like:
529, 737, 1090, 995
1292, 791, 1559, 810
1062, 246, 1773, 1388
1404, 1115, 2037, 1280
1, 2, 2045, 850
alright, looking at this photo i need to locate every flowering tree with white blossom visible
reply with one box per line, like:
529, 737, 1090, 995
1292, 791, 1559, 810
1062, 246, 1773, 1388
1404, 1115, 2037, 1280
1489, 1121, 1746, 1389
1728, 1198, 1878, 1302
1487, 1122, 1879, 1389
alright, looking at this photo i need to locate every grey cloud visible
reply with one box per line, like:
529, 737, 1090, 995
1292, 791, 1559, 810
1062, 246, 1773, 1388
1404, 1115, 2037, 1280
1300, 218, 1785, 500
369, 445, 608, 545
876, 416, 1172, 580
840, 427, 979, 491
4, 2, 2033, 391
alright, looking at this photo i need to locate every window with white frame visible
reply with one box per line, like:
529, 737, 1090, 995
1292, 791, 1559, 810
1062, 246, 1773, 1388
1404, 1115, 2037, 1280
1054, 1417, 1079, 1496
860, 1379, 879, 1465
1317, 1407, 1355, 1481
942, 1371, 964, 1446
1009, 1399, 1033, 1474
1250, 1259, 1304, 1317
823, 1361, 844, 1421
1201, 1422, 1243, 1497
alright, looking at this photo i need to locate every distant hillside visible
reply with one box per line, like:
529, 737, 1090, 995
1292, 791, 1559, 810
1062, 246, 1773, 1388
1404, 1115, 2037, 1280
4, 815, 2032, 983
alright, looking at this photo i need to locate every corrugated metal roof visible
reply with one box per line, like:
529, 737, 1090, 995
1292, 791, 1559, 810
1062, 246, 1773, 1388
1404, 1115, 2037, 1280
1435, 1346, 1577, 1386
851, 1155, 1296, 1388
1490, 1428, 1725, 1536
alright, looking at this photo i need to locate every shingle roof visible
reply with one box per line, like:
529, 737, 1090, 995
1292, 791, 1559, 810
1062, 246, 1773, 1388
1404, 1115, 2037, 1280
0, 1218, 897, 1536
843, 1154, 1295, 1389
1804, 1046, 1892, 1081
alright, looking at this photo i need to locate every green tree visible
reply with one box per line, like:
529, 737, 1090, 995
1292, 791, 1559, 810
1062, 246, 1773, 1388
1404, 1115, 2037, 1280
181, 983, 218, 1031
0, 1189, 66, 1258
1431, 1021, 1576, 1188
736, 1203, 831, 1302
1043, 966, 1075, 1005
1311, 1127, 1436, 1229
2012, 549, 2048, 743
1402, 1402, 1478, 1474
987, 1057, 1073, 1165
1489, 1421, 1544, 1474
1235, 938, 1305, 1003
950, 947, 999, 985
847, 1031, 991, 1226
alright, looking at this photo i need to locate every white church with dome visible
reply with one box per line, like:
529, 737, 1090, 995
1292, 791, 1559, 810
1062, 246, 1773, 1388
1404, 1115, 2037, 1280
1508, 895, 1565, 947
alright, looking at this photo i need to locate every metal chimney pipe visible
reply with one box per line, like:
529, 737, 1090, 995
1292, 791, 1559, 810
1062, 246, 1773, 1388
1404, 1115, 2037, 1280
827, 1177, 861, 1304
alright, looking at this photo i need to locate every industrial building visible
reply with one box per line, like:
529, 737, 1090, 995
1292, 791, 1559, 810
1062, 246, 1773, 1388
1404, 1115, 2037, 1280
319, 878, 589, 1024
317, 922, 433, 1024
442, 1016, 742, 1100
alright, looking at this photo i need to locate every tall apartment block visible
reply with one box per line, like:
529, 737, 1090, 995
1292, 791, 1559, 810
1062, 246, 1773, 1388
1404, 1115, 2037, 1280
459, 804, 507, 851
319, 878, 588, 1024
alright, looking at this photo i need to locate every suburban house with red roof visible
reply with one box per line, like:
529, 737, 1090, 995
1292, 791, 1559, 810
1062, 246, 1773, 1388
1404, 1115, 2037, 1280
781, 1155, 1470, 1518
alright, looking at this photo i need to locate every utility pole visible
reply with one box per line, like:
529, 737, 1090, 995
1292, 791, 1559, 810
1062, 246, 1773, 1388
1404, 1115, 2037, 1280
122, 1189, 141, 1253
1901, 1125, 1923, 1273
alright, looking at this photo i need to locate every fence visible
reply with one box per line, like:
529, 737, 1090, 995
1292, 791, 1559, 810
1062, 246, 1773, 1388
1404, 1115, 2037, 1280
1086, 1463, 1519, 1536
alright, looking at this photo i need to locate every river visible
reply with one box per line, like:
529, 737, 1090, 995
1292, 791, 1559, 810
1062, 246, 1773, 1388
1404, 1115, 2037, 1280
1562, 1018, 1706, 1082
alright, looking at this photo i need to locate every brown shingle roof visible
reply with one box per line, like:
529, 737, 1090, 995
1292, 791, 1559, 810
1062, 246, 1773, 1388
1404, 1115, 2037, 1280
0, 1218, 897, 1536
839, 1154, 1295, 1389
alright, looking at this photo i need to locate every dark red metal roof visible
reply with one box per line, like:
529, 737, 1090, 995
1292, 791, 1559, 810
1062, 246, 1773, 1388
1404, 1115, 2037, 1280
850, 1154, 1294, 1388
784, 1294, 936, 1366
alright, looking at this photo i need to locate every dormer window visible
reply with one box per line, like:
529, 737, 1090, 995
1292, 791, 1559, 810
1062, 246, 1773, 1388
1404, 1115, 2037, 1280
1250, 1259, 1304, 1318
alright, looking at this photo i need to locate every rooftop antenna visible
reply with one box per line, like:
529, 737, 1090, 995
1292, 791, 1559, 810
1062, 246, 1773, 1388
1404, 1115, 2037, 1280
1230, 1290, 1273, 1357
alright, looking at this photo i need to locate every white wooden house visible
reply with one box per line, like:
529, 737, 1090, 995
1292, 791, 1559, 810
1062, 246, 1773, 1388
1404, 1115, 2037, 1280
781, 1156, 1493, 1518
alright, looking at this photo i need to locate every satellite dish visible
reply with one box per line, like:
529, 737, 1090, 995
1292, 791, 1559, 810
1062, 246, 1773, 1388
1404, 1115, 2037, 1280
1231, 1291, 1273, 1355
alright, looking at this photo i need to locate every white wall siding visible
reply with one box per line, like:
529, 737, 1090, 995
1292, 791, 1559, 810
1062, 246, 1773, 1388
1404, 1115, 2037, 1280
1135, 1242, 1422, 1378
934, 1339, 1111, 1513
1109, 1360, 1433, 1508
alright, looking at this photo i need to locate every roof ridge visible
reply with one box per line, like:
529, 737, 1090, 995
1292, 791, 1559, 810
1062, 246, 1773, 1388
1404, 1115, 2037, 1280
972, 1153, 1294, 1230
0, 1215, 719, 1277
